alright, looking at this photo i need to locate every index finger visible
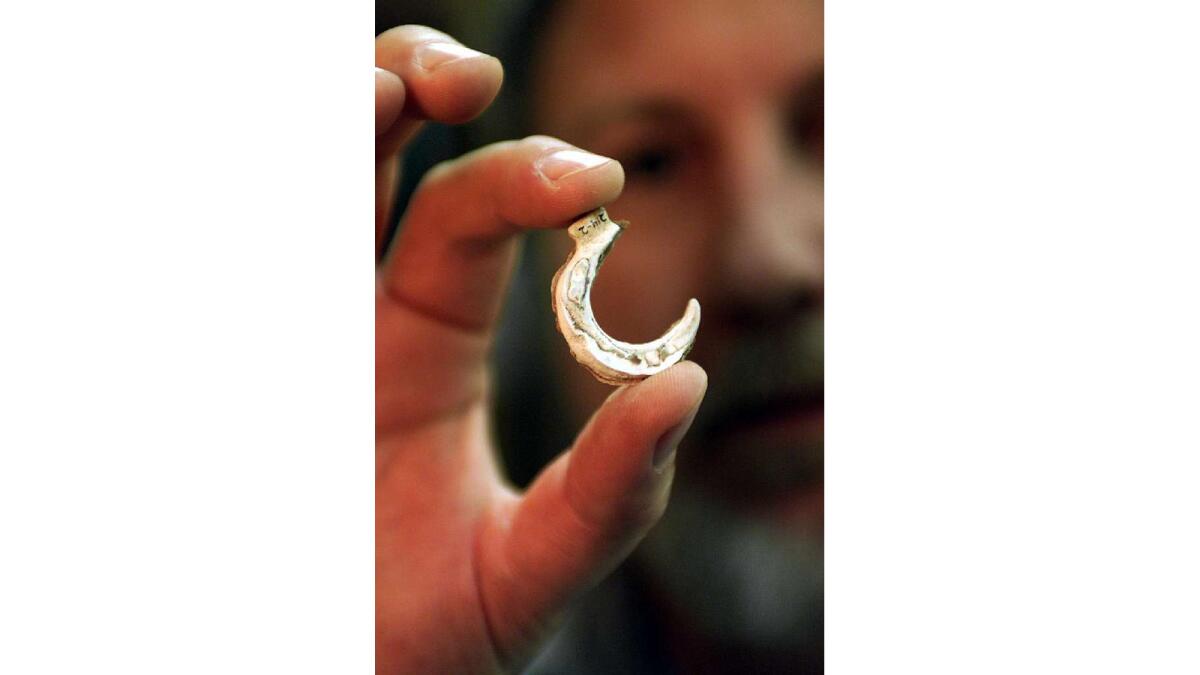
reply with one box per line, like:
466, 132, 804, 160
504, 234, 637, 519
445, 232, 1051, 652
375, 137, 623, 434
382, 136, 625, 332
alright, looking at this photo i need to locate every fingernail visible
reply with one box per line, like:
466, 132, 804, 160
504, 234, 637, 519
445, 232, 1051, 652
413, 42, 486, 71
535, 148, 612, 182
652, 405, 700, 473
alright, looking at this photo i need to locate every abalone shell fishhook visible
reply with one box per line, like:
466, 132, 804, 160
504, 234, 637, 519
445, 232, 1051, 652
551, 208, 701, 385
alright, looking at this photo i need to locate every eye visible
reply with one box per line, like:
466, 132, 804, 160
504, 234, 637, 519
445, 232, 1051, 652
786, 73, 824, 161
622, 144, 682, 183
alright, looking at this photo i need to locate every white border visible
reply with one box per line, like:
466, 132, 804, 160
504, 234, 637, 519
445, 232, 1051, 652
827, 0, 1200, 672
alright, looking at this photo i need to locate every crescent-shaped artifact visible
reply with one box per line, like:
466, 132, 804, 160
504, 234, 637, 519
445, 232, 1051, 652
551, 208, 701, 386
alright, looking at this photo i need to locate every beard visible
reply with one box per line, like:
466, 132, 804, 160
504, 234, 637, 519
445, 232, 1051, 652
634, 305, 824, 662
494, 238, 825, 662
636, 479, 824, 658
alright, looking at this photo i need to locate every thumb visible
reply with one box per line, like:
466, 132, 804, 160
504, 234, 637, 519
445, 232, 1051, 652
475, 362, 707, 666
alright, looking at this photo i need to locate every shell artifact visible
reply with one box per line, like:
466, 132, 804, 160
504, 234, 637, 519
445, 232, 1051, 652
551, 208, 701, 386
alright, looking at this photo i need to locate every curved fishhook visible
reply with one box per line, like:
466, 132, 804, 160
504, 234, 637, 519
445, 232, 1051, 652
551, 208, 701, 386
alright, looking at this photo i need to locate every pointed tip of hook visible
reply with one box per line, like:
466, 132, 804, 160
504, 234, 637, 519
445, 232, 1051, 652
683, 298, 702, 328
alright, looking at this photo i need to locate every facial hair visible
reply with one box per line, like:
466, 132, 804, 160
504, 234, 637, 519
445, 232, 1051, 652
636, 481, 824, 656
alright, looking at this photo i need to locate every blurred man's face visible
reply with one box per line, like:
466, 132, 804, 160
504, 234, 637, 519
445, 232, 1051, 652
533, 0, 824, 654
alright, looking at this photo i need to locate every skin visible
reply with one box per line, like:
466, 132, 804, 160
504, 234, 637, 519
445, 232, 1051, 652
531, 0, 825, 669
375, 25, 707, 674
535, 0, 824, 535
375, 0, 824, 668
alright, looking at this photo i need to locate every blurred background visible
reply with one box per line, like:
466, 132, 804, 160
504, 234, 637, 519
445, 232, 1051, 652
378, 1, 824, 672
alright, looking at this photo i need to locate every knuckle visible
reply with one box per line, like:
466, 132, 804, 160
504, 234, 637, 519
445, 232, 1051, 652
416, 140, 518, 190
404, 160, 461, 220
407, 139, 525, 217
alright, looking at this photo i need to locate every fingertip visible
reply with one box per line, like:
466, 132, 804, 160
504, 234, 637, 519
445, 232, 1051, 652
576, 362, 707, 468
416, 54, 504, 124
606, 158, 626, 195
623, 361, 708, 420
375, 67, 406, 136
552, 155, 625, 208
511, 140, 625, 226
562, 362, 706, 530
375, 25, 504, 125
663, 360, 709, 398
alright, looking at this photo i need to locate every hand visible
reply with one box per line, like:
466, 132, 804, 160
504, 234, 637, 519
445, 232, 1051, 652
375, 26, 708, 674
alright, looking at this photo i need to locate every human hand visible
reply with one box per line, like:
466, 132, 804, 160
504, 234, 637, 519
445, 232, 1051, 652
375, 26, 708, 674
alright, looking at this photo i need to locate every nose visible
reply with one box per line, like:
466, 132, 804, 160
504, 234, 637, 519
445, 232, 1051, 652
708, 108, 824, 325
